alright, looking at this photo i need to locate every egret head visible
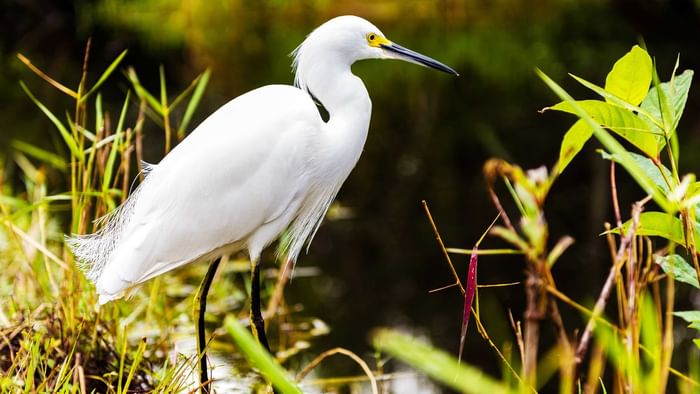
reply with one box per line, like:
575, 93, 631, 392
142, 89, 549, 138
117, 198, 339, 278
292, 16, 457, 93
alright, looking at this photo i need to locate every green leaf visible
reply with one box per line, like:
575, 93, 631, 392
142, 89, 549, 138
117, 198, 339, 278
641, 69, 694, 134
613, 211, 689, 246
655, 254, 700, 288
673, 310, 700, 323
687, 182, 700, 204
126, 68, 162, 114
177, 69, 210, 139
557, 119, 592, 174
10, 140, 67, 171
551, 100, 662, 157
19, 81, 82, 160
102, 91, 131, 205
537, 69, 672, 212
224, 316, 302, 394
600, 151, 673, 194
594, 324, 640, 388
640, 294, 661, 390
95, 93, 104, 134
373, 329, 508, 393
604, 45, 652, 106
80, 50, 128, 104
570, 74, 658, 123
159, 64, 167, 109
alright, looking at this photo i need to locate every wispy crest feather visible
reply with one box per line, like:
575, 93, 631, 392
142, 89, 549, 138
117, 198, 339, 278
291, 35, 310, 93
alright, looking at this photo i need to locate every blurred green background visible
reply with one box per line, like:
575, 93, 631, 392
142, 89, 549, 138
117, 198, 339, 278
3, 0, 700, 382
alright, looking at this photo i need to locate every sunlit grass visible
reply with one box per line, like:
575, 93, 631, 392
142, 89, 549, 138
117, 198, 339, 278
1, 41, 361, 393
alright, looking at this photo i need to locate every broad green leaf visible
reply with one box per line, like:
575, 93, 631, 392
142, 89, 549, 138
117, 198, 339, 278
600, 151, 673, 193
641, 69, 694, 133
651, 67, 676, 146
655, 254, 700, 288
674, 310, 700, 323
614, 211, 700, 247
537, 69, 672, 213
557, 119, 592, 174
551, 100, 662, 157
571, 74, 659, 125
571, 72, 664, 145
604, 45, 652, 106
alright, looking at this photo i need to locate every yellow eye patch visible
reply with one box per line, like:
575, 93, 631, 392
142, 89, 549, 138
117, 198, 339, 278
366, 32, 391, 47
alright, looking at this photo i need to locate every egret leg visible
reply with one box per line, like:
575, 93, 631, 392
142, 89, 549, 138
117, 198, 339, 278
250, 258, 272, 352
194, 257, 222, 394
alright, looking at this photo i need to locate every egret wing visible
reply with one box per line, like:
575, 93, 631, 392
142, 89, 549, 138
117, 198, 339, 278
96, 85, 321, 298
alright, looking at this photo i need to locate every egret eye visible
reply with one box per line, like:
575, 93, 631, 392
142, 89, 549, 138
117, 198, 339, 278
367, 33, 376, 42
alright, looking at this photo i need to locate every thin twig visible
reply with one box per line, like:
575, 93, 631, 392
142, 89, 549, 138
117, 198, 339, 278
610, 162, 622, 228
16, 54, 77, 98
5, 220, 70, 270
446, 248, 523, 255
421, 200, 464, 295
265, 259, 293, 318
508, 309, 525, 372
296, 347, 379, 394
575, 197, 648, 366
473, 308, 535, 393
428, 283, 459, 293
548, 283, 700, 387
487, 184, 516, 232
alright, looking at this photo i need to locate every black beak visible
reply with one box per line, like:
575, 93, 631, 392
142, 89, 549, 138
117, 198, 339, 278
380, 42, 459, 76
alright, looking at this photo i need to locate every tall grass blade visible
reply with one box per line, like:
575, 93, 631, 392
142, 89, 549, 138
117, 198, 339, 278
126, 67, 163, 114
373, 329, 509, 393
122, 337, 147, 394
103, 91, 131, 199
177, 69, 210, 139
10, 140, 67, 171
19, 81, 82, 160
80, 50, 128, 103
16, 53, 78, 98
224, 315, 303, 394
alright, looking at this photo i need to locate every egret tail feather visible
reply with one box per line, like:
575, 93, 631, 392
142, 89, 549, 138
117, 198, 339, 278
65, 184, 145, 285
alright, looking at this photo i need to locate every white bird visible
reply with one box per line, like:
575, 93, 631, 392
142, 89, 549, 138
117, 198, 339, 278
68, 14, 456, 391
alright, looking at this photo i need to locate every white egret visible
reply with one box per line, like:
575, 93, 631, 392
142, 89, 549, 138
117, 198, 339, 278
68, 15, 457, 392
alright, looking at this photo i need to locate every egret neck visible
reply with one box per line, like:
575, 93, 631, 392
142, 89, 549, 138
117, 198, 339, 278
309, 66, 372, 178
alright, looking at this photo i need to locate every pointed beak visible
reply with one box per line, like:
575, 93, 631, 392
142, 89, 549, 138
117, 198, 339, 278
380, 42, 459, 76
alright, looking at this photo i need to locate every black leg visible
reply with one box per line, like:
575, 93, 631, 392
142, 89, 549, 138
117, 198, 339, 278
250, 258, 271, 352
194, 257, 222, 394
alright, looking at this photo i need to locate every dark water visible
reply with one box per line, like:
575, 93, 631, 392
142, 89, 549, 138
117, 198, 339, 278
4, 1, 700, 390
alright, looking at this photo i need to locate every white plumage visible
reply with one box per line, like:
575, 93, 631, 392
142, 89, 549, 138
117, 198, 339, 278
67, 15, 457, 304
